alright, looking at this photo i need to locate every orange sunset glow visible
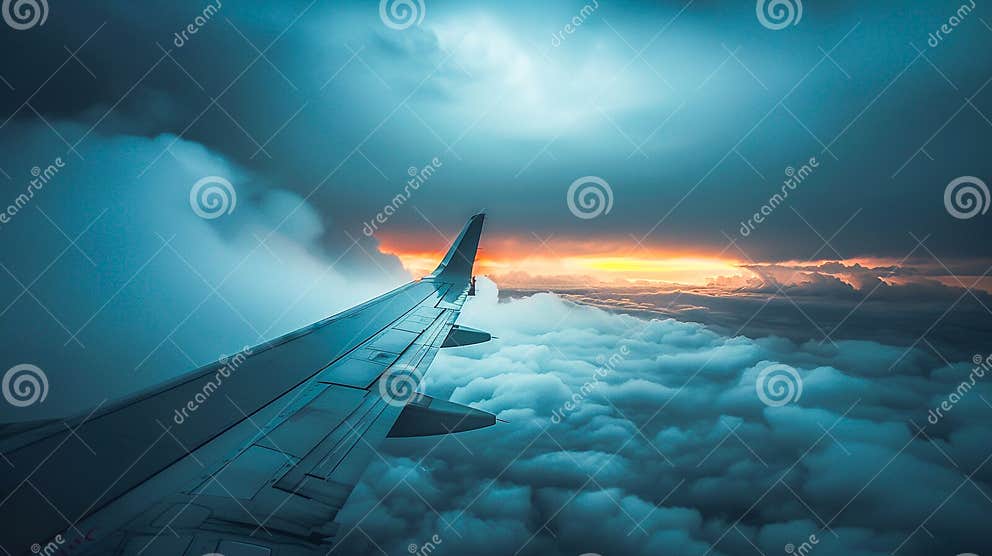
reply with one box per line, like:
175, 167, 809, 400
375, 233, 992, 293
377, 233, 751, 285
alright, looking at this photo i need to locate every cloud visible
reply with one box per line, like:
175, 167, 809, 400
0, 121, 405, 419
3, 1, 991, 261
502, 266, 992, 363
336, 278, 992, 556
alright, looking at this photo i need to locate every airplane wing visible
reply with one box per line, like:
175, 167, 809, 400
0, 213, 493, 556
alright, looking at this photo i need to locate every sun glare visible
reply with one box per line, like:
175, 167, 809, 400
378, 236, 747, 286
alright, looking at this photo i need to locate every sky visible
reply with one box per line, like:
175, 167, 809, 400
1, 0, 992, 555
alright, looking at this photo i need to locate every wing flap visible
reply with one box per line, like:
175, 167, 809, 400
254, 386, 366, 458
441, 324, 492, 347
386, 393, 496, 437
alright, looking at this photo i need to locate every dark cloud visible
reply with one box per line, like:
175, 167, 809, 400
333, 279, 992, 556
2, 0, 991, 259
0, 120, 406, 420
503, 263, 992, 363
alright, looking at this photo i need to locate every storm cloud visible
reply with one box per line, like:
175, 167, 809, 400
502, 263, 992, 364
337, 278, 992, 556
1, 0, 991, 260
0, 120, 407, 419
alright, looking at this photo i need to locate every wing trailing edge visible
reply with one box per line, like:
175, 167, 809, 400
441, 324, 492, 348
386, 393, 496, 438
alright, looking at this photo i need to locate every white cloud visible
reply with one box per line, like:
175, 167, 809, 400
339, 277, 991, 556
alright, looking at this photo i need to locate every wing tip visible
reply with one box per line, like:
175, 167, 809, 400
428, 212, 486, 282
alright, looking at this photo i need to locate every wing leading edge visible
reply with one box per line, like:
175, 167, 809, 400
0, 213, 493, 556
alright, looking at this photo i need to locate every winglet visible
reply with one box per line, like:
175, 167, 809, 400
427, 213, 485, 283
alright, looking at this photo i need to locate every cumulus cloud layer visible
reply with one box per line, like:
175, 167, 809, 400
337, 278, 992, 556
501, 260, 992, 364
